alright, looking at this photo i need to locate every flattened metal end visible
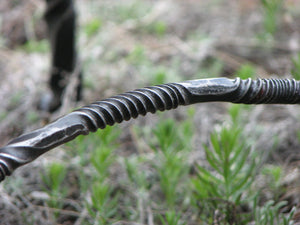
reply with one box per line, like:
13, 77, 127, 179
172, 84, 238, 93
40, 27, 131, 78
179, 78, 240, 103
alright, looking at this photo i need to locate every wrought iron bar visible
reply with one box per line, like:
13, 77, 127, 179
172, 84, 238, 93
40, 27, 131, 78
0, 77, 300, 182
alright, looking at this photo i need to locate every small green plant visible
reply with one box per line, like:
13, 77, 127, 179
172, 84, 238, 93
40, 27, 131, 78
261, 164, 285, 201
191, 103, 258, 223
150, 66, 181, 85
8, 91, 24, 110
124, 157, 149, 191
159, 210, 186, 225
91, 145, 115, 181
191, 104, 296, 224
144, 21, 167, 37
0, 111, 7, 122
67, 126, 120, 166
127, 45, 148, 65
123, 156, 151, 222
88, 181, 119, 224
84, 18, 102, 37
153, 69, 167, 84
228, 104, 253, 126
152, 113, 194, 155
85, 126, 121, 224
253, 198, 296, 225
114, 1, 150, 23
150, 111, 194, 208
192, 124, 256, 224
196, 57, 224, 78
131, 109, 195, 222
158, 153, 189, 207
236, 64, 256, 80
42, 162, 67, 197
41, 162, 67, 218
65, 125, 121, 224
21, 39, 49, 53
26, 111, 39, 124
291, 53, 300, 80
126, 44, 179, 86
260, 0, 283, 39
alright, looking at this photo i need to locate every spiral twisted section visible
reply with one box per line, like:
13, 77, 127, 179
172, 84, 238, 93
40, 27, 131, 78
2, 78, 300, 182
0, 83, 190, 182
73, 83, 191, 132
0, 150, 28, 182
0, 158, 10, 182
233, 78, 300, 104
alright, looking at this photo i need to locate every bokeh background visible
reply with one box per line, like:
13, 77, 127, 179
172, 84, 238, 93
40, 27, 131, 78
1, 0, 300, 224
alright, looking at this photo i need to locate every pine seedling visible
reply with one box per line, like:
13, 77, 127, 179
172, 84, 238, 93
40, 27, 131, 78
87, 126, 121, 223
151, 115, 194, 208
124, 157, 149, 191
253, 198, 296, 225
159, 210, 186, 225
88, 181, 119, 224
192, 121, 257, 223
42, 162, 67, 193
124, 156, 151, 222
41, 162, 67, 218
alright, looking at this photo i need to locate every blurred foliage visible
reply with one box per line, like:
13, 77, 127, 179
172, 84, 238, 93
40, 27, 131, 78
21, 39, 49, 53
84, 18, 103, 38
236, 64, 256, 79
291, 53, 300, 80
1, 0, 300, 224
259, 0, 283, 40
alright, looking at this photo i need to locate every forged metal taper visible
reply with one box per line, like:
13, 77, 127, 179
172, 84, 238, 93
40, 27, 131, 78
1, 77, 300, 182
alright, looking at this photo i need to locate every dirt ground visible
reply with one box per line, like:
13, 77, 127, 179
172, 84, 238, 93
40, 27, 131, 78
1, 0, 300, 224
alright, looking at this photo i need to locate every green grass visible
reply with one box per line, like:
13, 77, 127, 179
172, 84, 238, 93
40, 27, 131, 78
151, 117, 192, 207
21, 39, 50, 53
12, 1, 296, 223
41, 162, 67, 219
253, 199, 295, 225
37, 103, 296, 224
236, 64, 257, 79
88, 181, 119, 224
291, 53, 300, 80
191, 104, 295, 224
141, 20, 168, 37
2, 0, 299, 223
196, 57, 224, 79
192, 116, 256, 223
160, 210, 186, 225
84, 18, 103, 38
259, 0, 283, 40
90, 0, 151, 24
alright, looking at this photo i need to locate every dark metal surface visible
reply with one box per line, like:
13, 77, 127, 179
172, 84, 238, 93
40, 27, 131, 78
0, 77, 300, 182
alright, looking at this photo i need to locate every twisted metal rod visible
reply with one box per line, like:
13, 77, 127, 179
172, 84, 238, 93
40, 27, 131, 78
0, 77, 300, 182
